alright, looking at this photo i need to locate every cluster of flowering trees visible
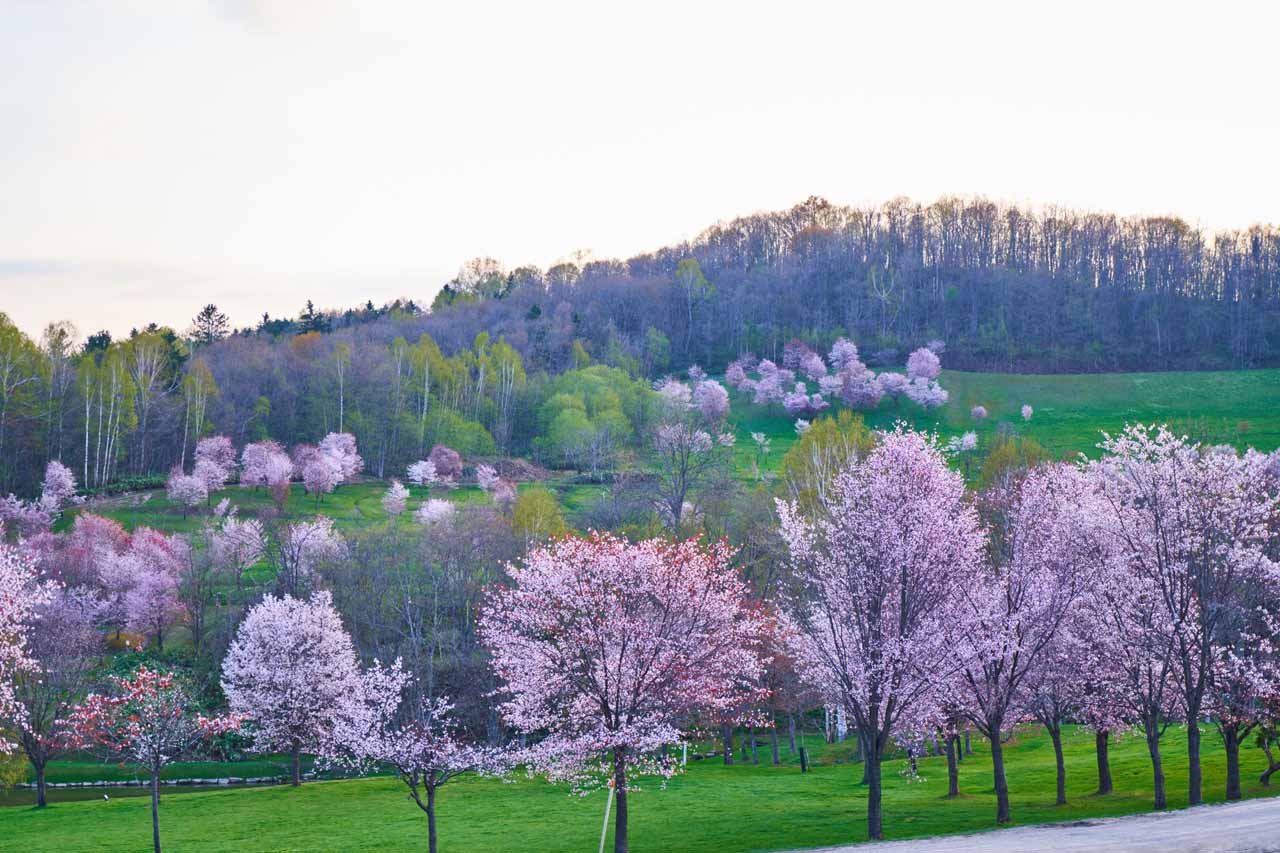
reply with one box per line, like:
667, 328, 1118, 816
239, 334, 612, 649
726, 340, 949, 419
778, 423, 1280, 839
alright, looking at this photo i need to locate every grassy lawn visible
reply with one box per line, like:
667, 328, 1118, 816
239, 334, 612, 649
728, 367, 1280, 477
2, 726, 1277, 851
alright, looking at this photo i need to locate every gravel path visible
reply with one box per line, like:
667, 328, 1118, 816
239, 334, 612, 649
796, 798, 1280, 852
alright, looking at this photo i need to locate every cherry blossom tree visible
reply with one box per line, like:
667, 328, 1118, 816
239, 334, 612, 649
828, 338, 860, 371
165, 470, 206, 517
971, 405, 988, 422
479, 534, 769, 853
192, 436, 236, 496
415, 499, 456, 527
240, 440, 287, 488
428, 445, 463, 482
302, 453, 342, 507
0, 541, 43, 754
124, 564, 187, 651
876, 371, 909, 404
62, 667, 239, 853
12, 586, 99, 807
906, 347, 941, 381
329, 660, 507, 853
800, 351, 827, 382
221, 591, 362, 785
651, 422, 732, 530
904, 377, 949, 410
475, 464, 500, 492
275, 518, 346, 595
1021, 404, 1034, 421
407, 459, 438, 487
953, 463, 1103, 824
725, 362, 747, 388
209, 511, 265, 591
777, 426, 984, 840
319, 431, 363, 483
241, 440, 293, 507
382, 480, 410, 516
693, 379, 730, 423
38, 460, 77, 513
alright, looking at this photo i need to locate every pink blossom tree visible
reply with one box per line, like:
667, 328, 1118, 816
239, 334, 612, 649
193, 436, 236, 498
428, 445, 463, 482
800, 351, 827, 382
475, 463, 500, 492
479, 534, 769, 853
240, 440, 287, 488
62, 667, 240, 853
1021, 404, 1034, 421
302, 452, 342, 507
906, 346, 941, 381
904, 377, 949, 410
0, 541, 43, 754
382, 480, 410, 516
329, 661, 507, 853
970, 405, 988, 422
953, 463, 1104, 823
415, 499, 456, 527
319, 431, 363, 483
209, 511, 265, 591
692, 379, 730, 423
12, 586, 100, 807
38, 460, 78, 513
777, 426, 984, 840
221, 591, 362, 785
275, 517, 346, 595
407, 459, 438, 488
876, 371, 909, 405
165, 470, 206, 517
828, 338, 860, 371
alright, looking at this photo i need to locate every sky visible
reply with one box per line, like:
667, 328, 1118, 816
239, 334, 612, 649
3, 0, 1278, 340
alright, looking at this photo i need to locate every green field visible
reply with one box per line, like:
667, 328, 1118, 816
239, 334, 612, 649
730, 367, 1280, 477
73, 368, 1280, 538
3, 726, 1278, 851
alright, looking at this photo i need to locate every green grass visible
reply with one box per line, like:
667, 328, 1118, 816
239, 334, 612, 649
72, 368, 1280, 538
728, 367, 1280, 477
2, 726, 1277, 851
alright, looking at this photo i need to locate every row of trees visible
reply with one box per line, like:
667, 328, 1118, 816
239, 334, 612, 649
3, 420, 1278, 851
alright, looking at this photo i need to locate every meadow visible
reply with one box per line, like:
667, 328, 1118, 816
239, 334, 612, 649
3, 725, 1278, 851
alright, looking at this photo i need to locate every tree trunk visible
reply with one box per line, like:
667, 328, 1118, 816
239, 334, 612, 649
858, 731, 870, 785
1145, 722, 1167, 810
35, 760, 47, 808
426, 784, 437, 853
1049, 724, 1066, 805
721, 724, 734, 766
1261, 740, 1280, 786
291, 743, 302, 786
613, 747, 629, 853
750, 726, 759, 765
866, 732, 883, 840
945, 734, 960, 798
1222, 724, 1242, 801
964, 730, 972, 756
1187, 721, 1202, 806
990, 733, 1011, 824
150, 767, 162, 853
788, 714, 797, 754
770, 724, 781, 766
1095, 730, 1113, 795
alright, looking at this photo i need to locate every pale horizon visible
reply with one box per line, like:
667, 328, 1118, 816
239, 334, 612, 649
4, 0, 1278, 340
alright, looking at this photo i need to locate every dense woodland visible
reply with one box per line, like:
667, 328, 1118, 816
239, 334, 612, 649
3, 195, 1279, 499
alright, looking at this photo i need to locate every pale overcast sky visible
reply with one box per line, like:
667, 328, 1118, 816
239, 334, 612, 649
3, 0, 1278, 339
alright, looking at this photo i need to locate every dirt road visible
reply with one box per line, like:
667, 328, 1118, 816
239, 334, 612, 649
798, 798, 1280, 852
